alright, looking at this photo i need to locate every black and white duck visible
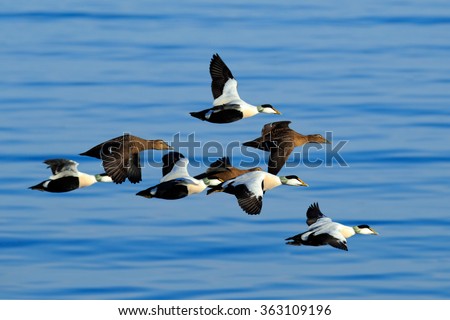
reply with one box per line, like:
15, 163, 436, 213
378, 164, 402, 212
136, 154, 222, 200
190, 53, 281, 123
29, 159, 112, 193
285, 202, 378, 251
207, 170, 308, 215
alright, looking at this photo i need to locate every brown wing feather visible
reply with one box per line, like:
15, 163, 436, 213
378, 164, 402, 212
127, 153, 142, 184
209, 156, 231, 168
262, 121, 292, 136
268, 141, 295, 175
102, 156, 127, 184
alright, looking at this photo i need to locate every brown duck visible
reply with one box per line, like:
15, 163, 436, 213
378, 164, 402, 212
242, 121, 330, 175
80, 133, 172, 184
193, 156, 262, 183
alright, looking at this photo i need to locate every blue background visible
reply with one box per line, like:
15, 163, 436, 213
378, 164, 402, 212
1, 0, 449, 299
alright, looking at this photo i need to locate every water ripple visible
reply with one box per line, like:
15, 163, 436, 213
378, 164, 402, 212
2, 12, 450, 27
0, 12, 170, 21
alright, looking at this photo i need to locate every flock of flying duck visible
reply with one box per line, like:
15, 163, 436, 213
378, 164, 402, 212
30, 53, 378, 251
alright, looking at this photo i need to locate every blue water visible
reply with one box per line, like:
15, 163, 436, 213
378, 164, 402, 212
1, 0, 450, 299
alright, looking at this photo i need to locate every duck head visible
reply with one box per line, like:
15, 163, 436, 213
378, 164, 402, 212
257, 104, 281, 115
95, 173, 113, 183
353, 224, 379, 235
307, 134, 331, 144
280, 175, 308, 187
152, 139, 174, 150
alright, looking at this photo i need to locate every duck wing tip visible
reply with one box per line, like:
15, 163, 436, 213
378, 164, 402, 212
306, 203, 327, 226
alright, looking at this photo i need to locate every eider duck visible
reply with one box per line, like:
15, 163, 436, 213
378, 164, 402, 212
29, 159, 112, 193
190, 53, 281, 123
207, 171, 308, 215
285, 202, 378, 251
79, 133, 172, 184
136, 157, 222, 200
193, 156, 263, 183
243, 121, 330, 175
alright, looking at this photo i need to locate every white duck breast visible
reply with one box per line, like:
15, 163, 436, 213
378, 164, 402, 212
261, 172, 283, 190
183, 177, 208, 195
77, 172, 98, 188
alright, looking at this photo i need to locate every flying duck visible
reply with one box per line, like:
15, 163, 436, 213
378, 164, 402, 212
285, 202, 378, 251
136, 156, 222, 200
29, 159, 112, 193
207, 171, 308, 215
79, 133, 172, 184
243, 121, 330, 175
189, 53, 281, 123
193, 156, 263, 183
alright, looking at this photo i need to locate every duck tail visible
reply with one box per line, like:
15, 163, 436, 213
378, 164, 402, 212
136, 188, 154, 199
29, 182, 46, 191
189, 111, 206, 121
79, 146, 100, 158
242, 140, 259, 149
285, 234, 303, 246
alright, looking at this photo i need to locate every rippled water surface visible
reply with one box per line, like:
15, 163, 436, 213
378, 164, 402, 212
1, 0, 450, 299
